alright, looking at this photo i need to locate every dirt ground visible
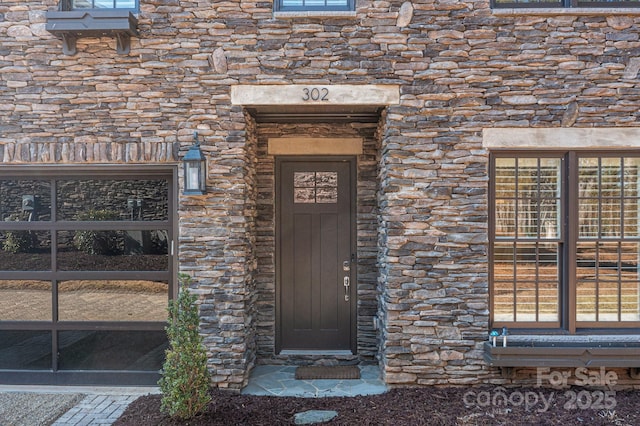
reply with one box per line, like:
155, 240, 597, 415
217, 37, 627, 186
115, 386, 640, 425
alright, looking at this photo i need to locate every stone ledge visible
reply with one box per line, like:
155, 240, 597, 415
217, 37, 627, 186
483, 127, 640, 150
231, 84, 400, 106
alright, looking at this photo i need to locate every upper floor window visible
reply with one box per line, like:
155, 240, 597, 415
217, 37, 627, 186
48, 0, 139, 54
64, 0, 138, 10
275, 0, 354, 12
492, 0, 640, 8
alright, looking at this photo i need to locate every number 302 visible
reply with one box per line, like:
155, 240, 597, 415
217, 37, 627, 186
302, 87, 329, 101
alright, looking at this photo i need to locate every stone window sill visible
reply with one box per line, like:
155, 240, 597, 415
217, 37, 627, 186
493, 7, 640, 15
45, 9, 137, 55
274, 11, 357, 19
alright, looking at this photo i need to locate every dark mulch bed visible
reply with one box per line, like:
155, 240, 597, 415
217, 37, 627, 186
115, 387, 640, 425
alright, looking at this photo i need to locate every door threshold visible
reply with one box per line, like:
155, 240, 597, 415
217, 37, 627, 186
279, 350, 354, 356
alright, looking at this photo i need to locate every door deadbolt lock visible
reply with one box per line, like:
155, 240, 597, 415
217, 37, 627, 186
343, 261, 350, 271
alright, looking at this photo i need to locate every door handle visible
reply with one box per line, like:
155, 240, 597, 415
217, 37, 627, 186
343, 276, 350, 302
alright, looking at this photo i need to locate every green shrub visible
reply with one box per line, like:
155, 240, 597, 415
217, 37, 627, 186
2, 214, 37, 253
159, 274, 211, 420
3, 230, 36, 253
73, 210, 122, 255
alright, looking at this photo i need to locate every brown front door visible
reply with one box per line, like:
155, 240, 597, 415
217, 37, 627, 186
276, 157, 356, 352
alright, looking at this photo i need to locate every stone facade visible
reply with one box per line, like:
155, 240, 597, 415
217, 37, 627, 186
2, 0, 640, 390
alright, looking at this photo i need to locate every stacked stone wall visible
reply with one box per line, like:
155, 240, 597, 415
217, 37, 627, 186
2, 0, 640, 388
187, 108, 258, 390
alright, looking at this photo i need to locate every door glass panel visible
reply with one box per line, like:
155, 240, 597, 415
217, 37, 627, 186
0, 280, 51, 321
0, 231, 51, 271
57, 230, 169, 271
58, 330, 167, 370
294, 188, 316, 203
0, 331, 52, 370
293, 172, 338, 204
0, 180, 51, 221
58, 280, 168, 322
56, 179, 169, 221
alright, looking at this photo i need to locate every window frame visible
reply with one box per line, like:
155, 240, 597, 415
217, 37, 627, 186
60, 0, 139, 11
491, 0, 640, 8
274, 0, 355, 13
490, 151, 640, 334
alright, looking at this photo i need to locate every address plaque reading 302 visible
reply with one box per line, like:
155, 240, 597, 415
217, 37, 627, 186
302, 87, 329, 101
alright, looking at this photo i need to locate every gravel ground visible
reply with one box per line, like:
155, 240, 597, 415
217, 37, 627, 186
0, 392, 84, 426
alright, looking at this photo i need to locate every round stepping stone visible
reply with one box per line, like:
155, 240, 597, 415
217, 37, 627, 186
294, 410, 338, 425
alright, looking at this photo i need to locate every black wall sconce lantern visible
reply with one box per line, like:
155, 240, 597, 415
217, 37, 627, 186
183, 132, 206, 195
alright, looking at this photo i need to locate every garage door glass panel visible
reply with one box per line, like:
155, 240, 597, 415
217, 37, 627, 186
58, 330, 167, 370
0, 331, 52, 370
56, 230, 168, 271
58, 280, 168, 322
56, 179, 169, 222
0, 280, 52, 321
0, 231, 51, 271
0, 180, 52, 222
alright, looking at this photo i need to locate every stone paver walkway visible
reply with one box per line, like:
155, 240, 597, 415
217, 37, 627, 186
241, 365, 387, 397
52, 394, 140, 426
0, 385, 158, 426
